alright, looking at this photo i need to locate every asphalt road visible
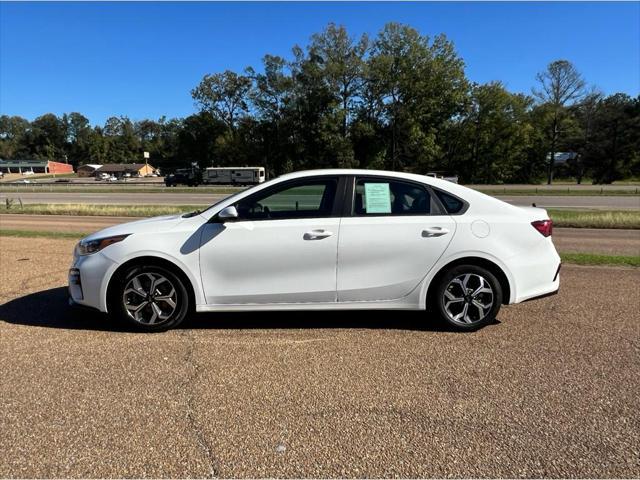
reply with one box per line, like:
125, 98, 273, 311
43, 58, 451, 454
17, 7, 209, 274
2, 214, 639, 256
1, 236, 639, 478
2, 190, 639, 209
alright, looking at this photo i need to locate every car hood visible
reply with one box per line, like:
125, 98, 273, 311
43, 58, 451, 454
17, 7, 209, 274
82, 214, 187, 241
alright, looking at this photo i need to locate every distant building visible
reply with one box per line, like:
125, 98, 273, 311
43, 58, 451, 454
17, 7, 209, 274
0, 159, 74, 174
77, 164, 103, 177
96, 163, 158, 178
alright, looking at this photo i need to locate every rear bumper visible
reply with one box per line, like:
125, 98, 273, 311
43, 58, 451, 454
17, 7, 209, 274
521, 286, 559, 303
508, 239, 561, 304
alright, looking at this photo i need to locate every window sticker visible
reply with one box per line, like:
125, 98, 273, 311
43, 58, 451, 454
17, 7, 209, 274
364, 183, 392, 214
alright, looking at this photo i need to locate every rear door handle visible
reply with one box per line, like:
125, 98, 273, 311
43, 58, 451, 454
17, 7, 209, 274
303, 229, 334, 240
422, 227, 450, 237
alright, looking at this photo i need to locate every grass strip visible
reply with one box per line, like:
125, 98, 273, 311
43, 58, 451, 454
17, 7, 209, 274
548, 209, 640, 229
0, 229, 86, 239
0, 186, 244, 194
560, 253, 640, 267
476, 188, 639, 196
2, 203, 200, 217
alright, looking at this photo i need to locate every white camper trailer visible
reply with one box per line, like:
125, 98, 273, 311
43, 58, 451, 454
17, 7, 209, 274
203, 167, 266, 185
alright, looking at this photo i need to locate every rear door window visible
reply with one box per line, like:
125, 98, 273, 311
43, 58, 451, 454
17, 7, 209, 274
354, 178, 435, 216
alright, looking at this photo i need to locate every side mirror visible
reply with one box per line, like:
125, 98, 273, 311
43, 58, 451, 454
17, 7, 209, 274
217, 205, 239, 222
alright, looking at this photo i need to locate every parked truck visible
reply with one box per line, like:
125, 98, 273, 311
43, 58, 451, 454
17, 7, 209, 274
164, 167, 201, 187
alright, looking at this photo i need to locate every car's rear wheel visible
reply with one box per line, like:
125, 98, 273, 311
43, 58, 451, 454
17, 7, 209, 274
432, 265, 502, 331
109, 265, 189, 332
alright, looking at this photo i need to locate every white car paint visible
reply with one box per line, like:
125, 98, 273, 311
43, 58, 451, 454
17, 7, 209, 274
69, 169, 560, 317
337, 215, 457, 302
198, 218, 341, 304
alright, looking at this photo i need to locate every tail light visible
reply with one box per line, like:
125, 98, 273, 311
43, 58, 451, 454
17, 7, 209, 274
531, 219, 553, 237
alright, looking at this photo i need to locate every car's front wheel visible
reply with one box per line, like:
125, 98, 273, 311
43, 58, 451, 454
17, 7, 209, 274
432, 265, 502, 331
109, 265, 190, 332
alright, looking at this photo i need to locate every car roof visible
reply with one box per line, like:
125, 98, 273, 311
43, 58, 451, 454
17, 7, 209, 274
275, 168, 516, 215
201, 168, 516, 218
278, 168, 457, 191
281, 168, 423, 181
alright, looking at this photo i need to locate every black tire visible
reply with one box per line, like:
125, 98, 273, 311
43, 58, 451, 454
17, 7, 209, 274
109, 265, 190, 332
431, 264, 502, 331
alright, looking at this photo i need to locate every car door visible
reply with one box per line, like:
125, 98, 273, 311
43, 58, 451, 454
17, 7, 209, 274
337, 176, 457, 302
199, 176, 344, 305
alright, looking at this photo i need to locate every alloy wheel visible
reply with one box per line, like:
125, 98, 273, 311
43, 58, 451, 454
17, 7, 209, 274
122, 272, 178, 325
443, 273, 494, 326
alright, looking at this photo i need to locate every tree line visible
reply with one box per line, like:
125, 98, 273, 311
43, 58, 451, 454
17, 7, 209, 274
1, 23, 638, 184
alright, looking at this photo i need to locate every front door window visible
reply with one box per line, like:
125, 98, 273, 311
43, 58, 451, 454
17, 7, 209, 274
235, 179, 338, 220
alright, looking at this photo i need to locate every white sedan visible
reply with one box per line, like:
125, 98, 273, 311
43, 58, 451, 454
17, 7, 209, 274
69, 169, 560, 332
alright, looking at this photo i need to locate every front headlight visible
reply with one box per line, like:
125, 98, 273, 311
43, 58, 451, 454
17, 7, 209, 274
76, 234, 130, 256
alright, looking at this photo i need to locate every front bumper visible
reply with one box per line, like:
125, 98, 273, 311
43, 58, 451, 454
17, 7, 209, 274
68, 268, 83, 301
68, 251, 118, 312
68, 295, 102, 313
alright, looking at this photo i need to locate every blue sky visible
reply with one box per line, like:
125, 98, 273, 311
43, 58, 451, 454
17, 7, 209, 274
1, 2, 638, 125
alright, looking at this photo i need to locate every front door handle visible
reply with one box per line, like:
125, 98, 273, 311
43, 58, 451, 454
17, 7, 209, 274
422, 227, 450, 237
303, 229, 333, 240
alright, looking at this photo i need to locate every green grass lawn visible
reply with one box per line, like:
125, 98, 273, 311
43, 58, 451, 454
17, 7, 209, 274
559, 253, 640, 268
1, 203, 202, 217
0, 229, 87, 239
475, 187, 640, 196
547, 209, 640, 229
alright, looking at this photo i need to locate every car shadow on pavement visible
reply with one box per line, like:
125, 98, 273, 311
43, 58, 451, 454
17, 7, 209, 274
0, 287, 121, 331
0, 287, 499, 333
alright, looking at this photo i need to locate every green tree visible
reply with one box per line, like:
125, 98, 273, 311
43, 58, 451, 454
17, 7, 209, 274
449, 82, 533, 183
247, 55, 296, 175
26, 114, 67, 161
177, 112, 227, 169
533, 60, 586, 184
309, 23, 369, 138
191, 70, 252, 132
103, 116, 140, 162
367, 23, 468, 172
288, 43, 347, 169
0, 115, 30, 159
586, 94, 640, 183
63, 112, 92, 166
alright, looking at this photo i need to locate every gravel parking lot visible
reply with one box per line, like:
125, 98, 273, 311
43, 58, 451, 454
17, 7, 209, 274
1, 236, 639, 478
